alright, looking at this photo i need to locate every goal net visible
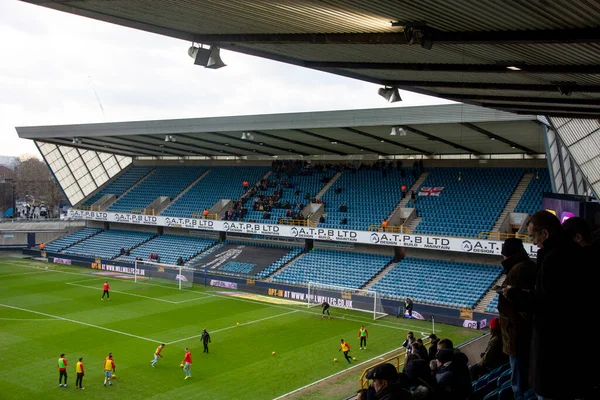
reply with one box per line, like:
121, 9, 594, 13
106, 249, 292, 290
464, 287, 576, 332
134, 260, 194, 290
307, 281, 387, 320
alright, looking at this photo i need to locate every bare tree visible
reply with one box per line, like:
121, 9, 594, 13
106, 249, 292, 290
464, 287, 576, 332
13, 155, 65, 215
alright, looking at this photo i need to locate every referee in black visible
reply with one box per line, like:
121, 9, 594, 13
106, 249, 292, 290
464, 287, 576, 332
200, 328, 211, 353
321, 301, 330, 319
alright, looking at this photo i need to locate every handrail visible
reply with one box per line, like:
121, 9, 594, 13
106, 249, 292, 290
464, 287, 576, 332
359, 340, 431, 389
192, 212, 220, 220
478, 231, 531, 242
280, 218, 314, 227
367, 224, 412, 234
131, 208, 155, 216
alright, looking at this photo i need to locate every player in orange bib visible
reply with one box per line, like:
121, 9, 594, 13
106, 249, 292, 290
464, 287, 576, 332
101, 281, 110, 301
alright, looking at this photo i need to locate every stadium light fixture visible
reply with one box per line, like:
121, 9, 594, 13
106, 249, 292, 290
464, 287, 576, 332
378, 86, 402, 103
164, 135, 176, 142
72, 137, 81, 144
241, 132, 248, 140
188, 44, 226, 69
390, 126, 406, 136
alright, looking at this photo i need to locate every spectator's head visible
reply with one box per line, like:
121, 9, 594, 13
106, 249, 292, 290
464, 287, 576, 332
489, 317, 500, 331
366, 363, 398, 393
427, 333, 437, 341
501, 238, 526, 259
562, 216, 593, 247
436, 348, 454, 366
403, 358, 432, 386
437, 338, 453, 350
406, 331, 414, 339
527, 210, 562, 248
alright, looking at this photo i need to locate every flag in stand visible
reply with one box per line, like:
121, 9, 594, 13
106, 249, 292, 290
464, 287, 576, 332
418, 187, 444, 196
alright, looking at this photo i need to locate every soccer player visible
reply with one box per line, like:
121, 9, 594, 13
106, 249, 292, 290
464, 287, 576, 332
321, 301, 330, 318
151, 343, 165, 367
358, 325, 369, 350
200, 329, 211, 353
101, 281, 110, 301
182, 348, 192, 379
103, 353, 115, 386
58, 353, 68, 388
75, 357, 84, 390
339, 339, 352, 364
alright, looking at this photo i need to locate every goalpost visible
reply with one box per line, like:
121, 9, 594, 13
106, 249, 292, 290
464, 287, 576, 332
307, 282, 387, 320
133, 260, 194, 290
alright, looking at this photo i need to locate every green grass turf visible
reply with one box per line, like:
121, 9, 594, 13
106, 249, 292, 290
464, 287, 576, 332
0, 257, 481, 399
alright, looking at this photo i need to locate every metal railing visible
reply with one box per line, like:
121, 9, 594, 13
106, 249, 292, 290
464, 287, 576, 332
280, 218, 314, 227
131, 208, 155, 215
478, 231, 531, 242
367, 224, 412, 234
191, 212, 219, 220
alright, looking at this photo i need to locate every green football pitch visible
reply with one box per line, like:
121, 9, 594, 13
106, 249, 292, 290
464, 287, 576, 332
0, 257, 481, 399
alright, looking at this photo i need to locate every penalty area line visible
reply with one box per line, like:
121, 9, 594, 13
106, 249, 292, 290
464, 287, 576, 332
0, 303, 160, 343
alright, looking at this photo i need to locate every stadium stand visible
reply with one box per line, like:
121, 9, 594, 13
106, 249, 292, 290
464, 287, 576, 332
241, 166, 331, 224
44, 227, 103, 252
162, 166, 269, 217
108, 166, 207, 212
371, 257, 503, 308
408, 168, 524, 237
471, 363, 517, 400
115, 234, 217, 265
63, 229, 156, 259
486, 293, 500, 313
271, 248, 393, 288
255, 246, 304, 279
320, 168, 415, 230
82, 166, 154, 206
514, 169, 552, 215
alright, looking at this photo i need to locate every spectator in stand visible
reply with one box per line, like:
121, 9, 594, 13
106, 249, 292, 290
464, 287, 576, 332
202, 209, 209, 218
334, 186, 343, 194
365, 363, 411, 400
434, 348, 473, 400
403, 358, 437, 400
340, 217, 347, 225
319, 215, 325, 223
411, 190, 416, 203
497, 238, 537, 399
402, 332, 416, 356
504, 210, 591, 399
413, 340, 428, 360
427, 334, 439, 362
381, 220, 388, 230
469, 317, 508, 381
176, 256, 184, 266
242, 180, 248, 189
562, 216, 600, 257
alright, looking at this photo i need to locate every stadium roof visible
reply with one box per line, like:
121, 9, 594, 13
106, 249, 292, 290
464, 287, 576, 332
17, 104, 545, 158
22, 0, 600, 118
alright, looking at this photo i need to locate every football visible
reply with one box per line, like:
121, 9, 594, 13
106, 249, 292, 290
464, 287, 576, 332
180, 363, 184, 368
272, 351, 276, 355
111, 374, 116, 379
333, 358, 337, 362
353, 357, 357, 360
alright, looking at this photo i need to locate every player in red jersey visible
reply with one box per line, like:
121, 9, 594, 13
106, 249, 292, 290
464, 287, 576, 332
101, 281, 110, 301
182, 348, 192, 379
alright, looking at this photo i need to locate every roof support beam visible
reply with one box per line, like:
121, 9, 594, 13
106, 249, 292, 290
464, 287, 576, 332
293, 129, 385, 155
37, 139, 145, 157
390, 81, 600, 93
304, 62, 600, 74
442, 94, 600, 106
484, 103, 600, 114
204, 132, 310, 156
141, 135, 240, 157
193, 28, 600, 45
249, 130, 347, 156
400, 126, 482, 155
100, 137, 201, 157
460, 123, 537, 155
178, 134, 274, 156
342, 127, 432, 155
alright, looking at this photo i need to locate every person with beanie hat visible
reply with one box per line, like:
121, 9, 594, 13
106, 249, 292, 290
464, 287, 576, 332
434, 348, 473, 400
498, 237, 537, 398
469, 317, 508, 381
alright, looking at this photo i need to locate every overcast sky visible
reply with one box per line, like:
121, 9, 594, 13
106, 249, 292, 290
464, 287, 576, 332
0, 1, 452, 159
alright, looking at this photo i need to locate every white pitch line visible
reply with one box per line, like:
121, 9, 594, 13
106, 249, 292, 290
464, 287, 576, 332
9, 261, 438, 334
273, 345, 406, 400
167, 310, 299, 345
0, 317, 61, 322
0, 270, 50, 278
0, 303, 160, 343
66, 282, 179, 304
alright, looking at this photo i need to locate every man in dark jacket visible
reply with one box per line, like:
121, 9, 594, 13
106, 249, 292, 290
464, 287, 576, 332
505, 210, 590, 399
469, 317, 508, 380
427, 334, 440, 362
365, 363, 412, 400
498, 237, 537, 398
434, 349, 473, 400
200, 328, 211, 353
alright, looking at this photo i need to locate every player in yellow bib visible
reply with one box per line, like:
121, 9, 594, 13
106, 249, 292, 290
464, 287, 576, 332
151, 344, 165, 367
358, 325, 369, 350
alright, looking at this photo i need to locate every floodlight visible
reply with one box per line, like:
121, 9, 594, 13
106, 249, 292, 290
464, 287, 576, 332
188, 45, 226, 69
241, 132, 248, 140
378, 87, 402, 103
72, 137, 81, 144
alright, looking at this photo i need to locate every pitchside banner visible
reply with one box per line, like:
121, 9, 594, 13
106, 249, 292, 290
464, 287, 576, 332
67, 209, 538, 257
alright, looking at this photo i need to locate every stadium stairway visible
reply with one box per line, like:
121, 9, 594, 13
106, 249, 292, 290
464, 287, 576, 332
475, 274, 506, 312
264, 249, 307, 281
406, 216, 422, 232
79, 166, 156, 209
490, 172, 534, 232
361, 261, 398, 291
394, 171, 430, 209
95, 167, 157, 210
236, 170, 272, 206
314, 171, 342, 199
